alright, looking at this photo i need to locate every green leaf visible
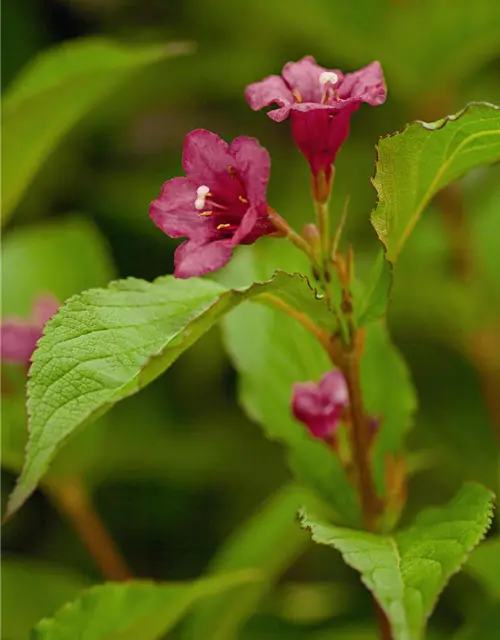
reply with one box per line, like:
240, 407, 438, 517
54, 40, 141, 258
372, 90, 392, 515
2, 37, 189, 223
301, 483, 494, 640
465, 536, 500, 600
185, 484, 311, 639
221, 245, 360, 526
2, 215, 115, 316
362, 322, 417, 500
1, 216, 115, 477
7, 271, 332, 517
371, 103, 500, 263
356, 251, 393, 327
2, 559, 90, 640
29, 572, 259, 640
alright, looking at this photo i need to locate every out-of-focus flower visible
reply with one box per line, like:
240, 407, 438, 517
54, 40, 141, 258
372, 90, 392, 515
292, 369, 349, 440
246, 57, 386, 200
150, 129, 276, 278
1, 294, 59, 366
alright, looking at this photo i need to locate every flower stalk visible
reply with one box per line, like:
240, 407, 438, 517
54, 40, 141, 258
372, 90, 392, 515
340, 340, 380, 531
47, 478, 132, 582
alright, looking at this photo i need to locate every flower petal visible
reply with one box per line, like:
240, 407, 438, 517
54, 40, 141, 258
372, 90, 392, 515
33, 294, 59, 328
292, 380, 340, 439
282, 56, 341, 104
290, 106, 356, 177
245, 75, 294, 118
174, 239, 233, 279
231, 206, 259, 246
1, 320, 41, 365
229, 137, 270, 205
150, 177, 205, 240
338, 61, 386, 106
182, 129, 234, 184
319, 370, 349, 406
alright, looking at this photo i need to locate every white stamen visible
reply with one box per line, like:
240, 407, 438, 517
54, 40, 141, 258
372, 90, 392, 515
197, 185, 210, 197
319, 71, 339, 86
194, 184, 210, 210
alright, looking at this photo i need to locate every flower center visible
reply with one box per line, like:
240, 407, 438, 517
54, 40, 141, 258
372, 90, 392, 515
319, 71, 340, 104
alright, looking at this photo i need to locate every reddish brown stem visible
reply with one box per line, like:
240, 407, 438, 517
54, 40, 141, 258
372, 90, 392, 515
47, 478, 132, 581
375, 602, 394, 640
341, 346, 380, 531
340, 336, 390, 638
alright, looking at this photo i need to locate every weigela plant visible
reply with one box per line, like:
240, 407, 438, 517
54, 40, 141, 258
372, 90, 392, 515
7, 49, 500, 640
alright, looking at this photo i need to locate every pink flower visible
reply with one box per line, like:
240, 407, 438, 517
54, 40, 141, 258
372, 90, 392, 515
246, 57, 386, 197
1, 294, 59, 366
292, 369, 349, 440
150, 129, 277, 279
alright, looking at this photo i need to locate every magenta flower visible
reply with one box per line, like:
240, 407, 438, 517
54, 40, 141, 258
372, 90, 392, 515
150, 129, 277, 279
1, 294, 59, 366
246, 57, 386, 199
292, 369, 349, 440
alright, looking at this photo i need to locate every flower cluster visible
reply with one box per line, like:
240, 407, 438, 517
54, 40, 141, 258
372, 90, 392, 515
149, 55, 386, 443
150, 56, 386, 276
1, 294, 59, 367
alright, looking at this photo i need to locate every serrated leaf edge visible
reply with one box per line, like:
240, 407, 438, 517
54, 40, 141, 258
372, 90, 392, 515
370, 101, 500, 263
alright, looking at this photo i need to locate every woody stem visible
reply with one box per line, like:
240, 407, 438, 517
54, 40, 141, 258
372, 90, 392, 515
340, 335, 380, 531
340, 321, 390, 638
46, 478, 133, 581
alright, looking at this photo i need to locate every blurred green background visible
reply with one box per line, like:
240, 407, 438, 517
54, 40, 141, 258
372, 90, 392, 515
2, 0, 500, 638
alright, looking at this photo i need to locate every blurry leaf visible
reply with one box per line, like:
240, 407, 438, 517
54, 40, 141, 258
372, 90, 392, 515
29, 571, 259, 640
221, 245, 360, 526
371, 103, 500, 263
2, 215, 115, 315
301, 483, 494, 640
311, 626, 377, 640
362, 322, 417, 499
2, 37, 189, 223
469, 166, 500, 303
465, 536, 500, 600
185, 484, 311, 639
7, 271, 333, 517
2, 381, 31, 475
2, 558, 90, 640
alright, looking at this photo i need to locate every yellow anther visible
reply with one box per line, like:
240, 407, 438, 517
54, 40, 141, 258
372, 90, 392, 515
238, 196, 248, 204
198, 211, 212, 217
217, 223, 231, 230
292, 89, 302, 103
